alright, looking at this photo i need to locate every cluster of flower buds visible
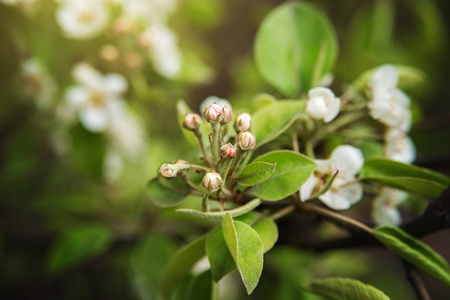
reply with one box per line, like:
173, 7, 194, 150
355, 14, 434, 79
159, 159, 191, 179
202, 170, 224, 193
203, 103, 225, 124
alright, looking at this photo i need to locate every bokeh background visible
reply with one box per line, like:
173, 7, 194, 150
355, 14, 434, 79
1, 0, 449, 299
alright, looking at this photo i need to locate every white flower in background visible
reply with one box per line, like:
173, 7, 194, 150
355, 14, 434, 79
368, 65, 411, 129
21, 58, 56, 110
384, 128, 416, 163
141, 25, 181, 78
372, 188, 408, 226
301, 145, 364, 210
117, 0, 177, 24
56, 0, 109, 39
62, 63, 128, 132
306, 87, 341, 123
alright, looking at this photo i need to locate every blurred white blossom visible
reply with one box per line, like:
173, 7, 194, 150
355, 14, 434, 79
306, 87, 340, 123
56, 0, 109, 39
21, 58, 56, 110
368, 65, 411, 129
372, 188, 408, 226
141, 25, 181, 78
117, 0, 177, 25
384, 128, 416, 163
301, 145, 364, 210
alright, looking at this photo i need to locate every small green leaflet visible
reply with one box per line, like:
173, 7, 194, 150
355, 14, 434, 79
309, 277, 390, 300
237, 162, 276, 186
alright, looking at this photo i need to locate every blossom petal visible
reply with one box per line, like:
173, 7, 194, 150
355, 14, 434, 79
104, 74, 128, 95
308, 87, 335, 101
330, 145, 364, 177
79, 106, 109, 132
371, 65, 398, 91
300, 174, 319, 201
338, 183, 363, 205
323, 97, 341, 123
318, 191, 351, 210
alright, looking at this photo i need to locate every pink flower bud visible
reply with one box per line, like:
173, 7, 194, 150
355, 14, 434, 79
234, 113, 252, 132
202, 171, 224, 192
237, 131, 256, 150
203, 103, 224, 124
183, 113, 201, 131
221, 105, 232, 124
220, 143, 237, 158
159, 164, 177, 178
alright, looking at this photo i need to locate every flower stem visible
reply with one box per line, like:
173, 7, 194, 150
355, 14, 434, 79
195, 130, 212, 168
211, 123, 221, 164
270, 204, 296, 221
190, 164, 210, 172
220, 158, 233, 183
297, 200, 373, 234
202, 194, 210, 212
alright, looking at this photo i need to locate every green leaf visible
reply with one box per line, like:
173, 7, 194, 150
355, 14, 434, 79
250, 150, 316, 201
206, 226, 236, 282
252, 217, 278, 252
254, 2, 338, 96
309, 277, 390, 300
373, 226, 450, 287
222, 213, 264, 294
185, 270, 213, 300
147, 176, 191, 207
360, 158, 450, 198
176, 198, 262, 219
47, 225, 112, 276
252, 100, 305, 149
238, 162, 277, 186
161, 235, 207, 300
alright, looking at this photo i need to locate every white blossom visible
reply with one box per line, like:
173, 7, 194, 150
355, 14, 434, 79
306, 87, 341, 123
61, 63, 128, 133
384, 128, 416, 164
300, 145, 364, 210
372, 188, 408, 226
368, 65, 411, 129
117, 0, 177, 25
141, 25, 181, 78
56, 0, 109, 39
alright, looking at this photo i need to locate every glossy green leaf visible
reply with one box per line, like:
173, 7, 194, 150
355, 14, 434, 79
176, 198, 262, 219
47, 225, 112, 276
254, 2, 338, 96
206, 226, 236, 282
147, 176, 191, 207
161, 235, 207, 300
360, 158, 450, 198
252, 100, 306, 149
373, 226, 450, 287
223, 213, 263, 294
238, 162, 277, 186
250, 151, 316, 201
309, 277, 390, 300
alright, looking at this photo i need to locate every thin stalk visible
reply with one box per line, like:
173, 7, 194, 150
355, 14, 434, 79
313, 111, 365, 145
202, 194, 210, 212
404, 262, 431, 300
211, 123, 221, 164
271, 204, 296, 221
211, 280, 219, 300
190, 164, 210, 172
229, 148, 246, 176
297, 200, 373, 234
195, 130, 212, 168
292, 127, 300, 152
220, 158, 233, 183
180, 174, 202, 193
234, 149, 254, 176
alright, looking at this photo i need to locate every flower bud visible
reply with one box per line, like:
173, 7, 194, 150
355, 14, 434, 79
202, 171, 223, 192
221, 105, 232, 124
159, 164, 177, 178
220, 143, 237, 158
183, 113, 201, 131
234, 113, 252, 132
237, 131, 256, 150
203, 103, 224, 124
